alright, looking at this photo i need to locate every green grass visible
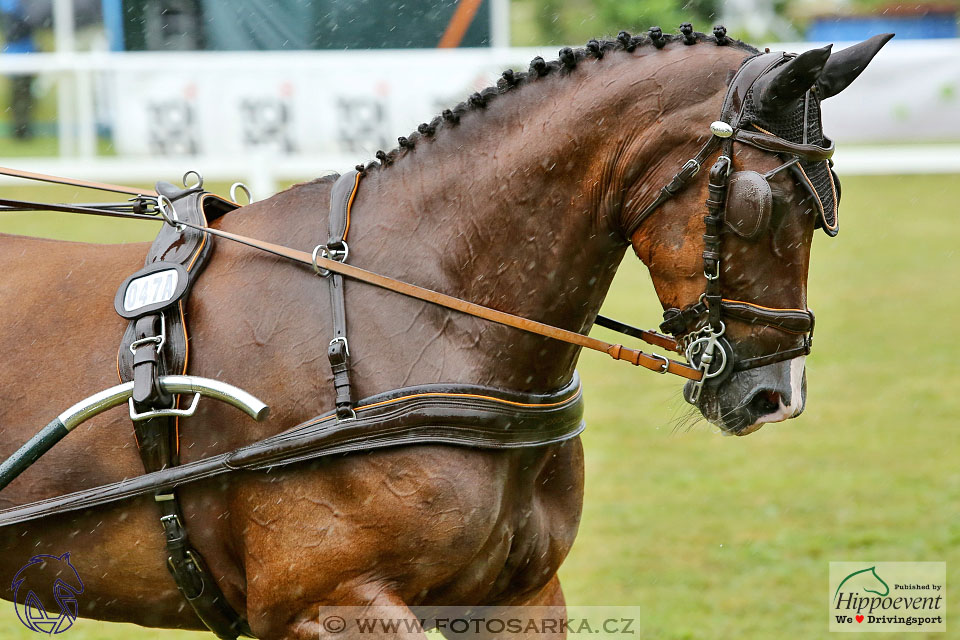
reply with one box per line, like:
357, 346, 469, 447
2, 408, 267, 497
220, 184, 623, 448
0, 174, 957, 638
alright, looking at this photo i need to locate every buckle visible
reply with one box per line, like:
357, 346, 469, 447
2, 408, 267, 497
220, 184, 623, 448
681, 158, 701, 178
128, 392, 201, 422
130, 314, 167, 354
704, 260, 721, 281
159, 513, 186, 542
328, 337, 350, 369
717, 155, 733, 177
326, 241, 349, 263
651, 353, 670, 374
312, 241, 350, 277
329, 336, 350, 358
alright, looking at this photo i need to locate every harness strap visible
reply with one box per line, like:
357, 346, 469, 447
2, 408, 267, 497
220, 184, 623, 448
117, 183, 252, 640
0, 376, 586, 527
733, 343, 811, 372
703, 151, 731, 329
324, 170, 362, 420
592, 315, 680, 352
165, 220, 703, 380
0, 164, 157, 197
663, 298, 814, 337
622, 136, 720, 238
732, 129, 835, 161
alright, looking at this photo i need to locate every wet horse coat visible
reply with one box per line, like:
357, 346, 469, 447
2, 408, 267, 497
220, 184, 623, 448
0, 31, 889, 638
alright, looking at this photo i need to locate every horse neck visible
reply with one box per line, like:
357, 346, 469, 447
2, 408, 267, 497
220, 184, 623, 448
277, 46, 741, 393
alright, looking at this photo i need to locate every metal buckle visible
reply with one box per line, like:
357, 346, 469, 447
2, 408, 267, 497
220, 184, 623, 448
329, 336, 350, 358
157, 194, 184, 233
129, 314, 167, 354
128, 392, 201, 422
337, 406, 358, 421
704, 260, 721, 281
312, 241, 350, 277
681, 158, 701, 178
652, 353, 670, 374
717, 155, 733, 177
327, 241, 349, 263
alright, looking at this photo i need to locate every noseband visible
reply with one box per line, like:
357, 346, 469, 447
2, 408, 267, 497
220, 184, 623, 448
623, 52, 837, 401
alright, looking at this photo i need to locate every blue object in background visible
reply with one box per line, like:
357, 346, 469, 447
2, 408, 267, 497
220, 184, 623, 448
0, 0, 37, 53
101, 0, 123, 51
808, 12, 957, 40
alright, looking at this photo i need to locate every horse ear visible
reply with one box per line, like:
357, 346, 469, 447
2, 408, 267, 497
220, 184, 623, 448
816, 33, 894, 99
754, 45, 832, 115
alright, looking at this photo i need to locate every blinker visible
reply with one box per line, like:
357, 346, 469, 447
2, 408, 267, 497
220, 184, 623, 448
724, 171, 771, 240
724, 157, 802, 240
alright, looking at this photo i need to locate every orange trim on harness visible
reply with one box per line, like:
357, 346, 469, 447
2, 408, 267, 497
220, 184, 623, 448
343, 171, 361, 242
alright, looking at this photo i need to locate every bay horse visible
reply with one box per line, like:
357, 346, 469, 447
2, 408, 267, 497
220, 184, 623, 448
0, 29, 889, 638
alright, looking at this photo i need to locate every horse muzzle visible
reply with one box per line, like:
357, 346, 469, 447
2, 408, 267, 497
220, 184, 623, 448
685, 355, 807, 435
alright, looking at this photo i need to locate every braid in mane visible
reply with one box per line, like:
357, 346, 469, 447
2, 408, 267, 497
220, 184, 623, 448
371, 26, 758, 170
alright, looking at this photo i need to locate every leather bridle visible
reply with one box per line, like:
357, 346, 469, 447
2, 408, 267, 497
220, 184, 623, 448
0, 51, 838, 397
622, 51, 834, 401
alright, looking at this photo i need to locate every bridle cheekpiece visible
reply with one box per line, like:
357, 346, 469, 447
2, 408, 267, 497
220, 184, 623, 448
627, 51, 838, 401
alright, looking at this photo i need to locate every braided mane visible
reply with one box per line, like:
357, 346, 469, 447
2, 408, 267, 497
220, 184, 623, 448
362, 26, 759, 173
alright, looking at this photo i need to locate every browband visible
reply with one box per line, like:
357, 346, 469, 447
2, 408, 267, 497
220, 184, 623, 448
733, 129, 834, 162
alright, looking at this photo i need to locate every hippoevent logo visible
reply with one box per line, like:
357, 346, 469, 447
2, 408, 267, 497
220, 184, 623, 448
11, 553, 84, 634
829, 562, 946, 632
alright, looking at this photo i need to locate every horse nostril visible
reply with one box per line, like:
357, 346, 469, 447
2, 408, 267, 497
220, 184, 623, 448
749, 389, 781, 417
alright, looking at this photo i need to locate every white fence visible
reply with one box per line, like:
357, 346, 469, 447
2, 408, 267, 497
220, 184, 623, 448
1, 39, 958, 197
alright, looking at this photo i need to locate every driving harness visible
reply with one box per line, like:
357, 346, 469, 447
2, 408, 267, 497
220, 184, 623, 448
116, 179, 253, 638
623, 51, 837, 401
0, 48, 841, 640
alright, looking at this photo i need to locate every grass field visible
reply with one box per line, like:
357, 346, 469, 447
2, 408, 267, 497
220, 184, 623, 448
0, 173, 957, 638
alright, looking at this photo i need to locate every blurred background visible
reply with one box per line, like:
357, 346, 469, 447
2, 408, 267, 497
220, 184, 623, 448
1, 1, 958, 639
0, 0, 958, 192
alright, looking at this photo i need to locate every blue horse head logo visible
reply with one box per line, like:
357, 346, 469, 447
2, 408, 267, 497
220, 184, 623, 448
11, 552, 84, 634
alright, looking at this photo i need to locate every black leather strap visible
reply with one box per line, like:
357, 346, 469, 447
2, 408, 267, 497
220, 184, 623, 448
0, 375, 585, 527
623, 137, 720, 237
324, 170, 361, 420
158, 499, 254, 639
116, 182, 251, 639
733, 341, 811, 371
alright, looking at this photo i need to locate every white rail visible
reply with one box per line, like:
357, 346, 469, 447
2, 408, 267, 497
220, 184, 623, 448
1, 41, 957, 198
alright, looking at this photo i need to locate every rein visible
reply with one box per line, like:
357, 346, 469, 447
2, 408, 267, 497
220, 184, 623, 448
0, 53, 835, 394
166, 216, 702, 379
0, 167, 702, 381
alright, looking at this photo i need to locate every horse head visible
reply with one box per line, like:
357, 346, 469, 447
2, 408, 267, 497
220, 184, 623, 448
11, 552, 84, 634
627, 34, 891, 435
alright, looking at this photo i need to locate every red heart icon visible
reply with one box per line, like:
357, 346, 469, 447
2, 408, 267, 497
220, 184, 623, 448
856, 615, 864, 623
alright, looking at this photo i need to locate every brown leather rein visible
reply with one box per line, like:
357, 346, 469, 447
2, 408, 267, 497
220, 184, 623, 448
0, 53, 833, 389
172, 218, 703, 380
0, 56, 832, 388
0, 166, 701, 380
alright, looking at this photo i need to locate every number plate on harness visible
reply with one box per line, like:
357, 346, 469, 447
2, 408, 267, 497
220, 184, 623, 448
114, 262, 190, 319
